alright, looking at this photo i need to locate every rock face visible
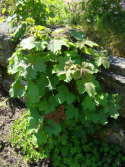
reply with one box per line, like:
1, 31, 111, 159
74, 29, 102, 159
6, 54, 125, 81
0, 22, 17, 67
0, 22, 16, 92
97, 55, 125, 118
106, 117, 125, 154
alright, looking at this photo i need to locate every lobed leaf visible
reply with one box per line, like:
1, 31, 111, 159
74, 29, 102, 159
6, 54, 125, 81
17, 36, 35, 50
19, 55, 46, 80
39, 96, 58, 114
65, 104, 79, 120
95, 55, 109, 68
44, 120, 62, 137
9, 81, 25, 98
33, 130, 47, 144
78, 40, 98, 49
55, 84, 76, 104
37, 74, 49, 90
27, 81, 40, 103
85, 82, 96, 97
71, 30, 85, 41
81, 96, 96, 111
76, 80, 86, 94
48, 39, 68, 53
74, 62, 94, 82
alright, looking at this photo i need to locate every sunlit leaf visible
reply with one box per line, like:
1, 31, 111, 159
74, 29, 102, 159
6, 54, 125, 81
85, 82, 96, 97
71, 30, 85, 41
48, 39, 68, 53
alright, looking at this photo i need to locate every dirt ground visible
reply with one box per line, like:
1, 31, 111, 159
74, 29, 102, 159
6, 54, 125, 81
0, 88, 53, 167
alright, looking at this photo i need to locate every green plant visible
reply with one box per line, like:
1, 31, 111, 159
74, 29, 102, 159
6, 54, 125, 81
9, 113, 125, 166
83, 0, 125, 33
8, 111, 47, 162
3, 0, 55, 41
63, 0, 85, 25
6, 0, 122, 166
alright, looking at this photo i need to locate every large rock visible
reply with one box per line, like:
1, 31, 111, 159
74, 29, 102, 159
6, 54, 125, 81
106, 117, 125, 154
0, 22, 17, 67
97, 55, 125, 117
0, 22, 27, 102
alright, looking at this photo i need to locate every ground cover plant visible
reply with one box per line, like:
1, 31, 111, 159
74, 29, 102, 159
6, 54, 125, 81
0, 0, 125, 166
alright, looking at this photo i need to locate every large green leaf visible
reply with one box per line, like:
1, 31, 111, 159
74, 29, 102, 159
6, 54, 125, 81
55, 59, 75, 82
81, 96, 96, 111
78, 40, 98, 49
92, 111, 108, 125
32, 56, 46, 72
95, 93, 108, 106
28, 116, 40, 134
104, 102, 120, 119
9, 81, 25, 98
85, 82, 96, 97
95, 55, 109, 68
65, 69, 75, 82
74, 62, 94, 82
39, 96, 58, 114
57, 69, 74, 82
91, 75, 102, 92
19, 55, 46, 80
17, 36, 35, 50
8, 53, 21, 74
92, 113, 100, 123
71, 30, 85, 41
20, 60, 37, 80
53, 56, 70, 74
34, 41, 47, 51
64, 51, 80, 58
76, 80, 86, 94
37, 74, 49, 90
65, 104, 79, 120
55, 84, 76, 104
48, 39, 67, 53
28, 108, 44, 133
33, 130, 47, 144
47, 75, 59, 90
44, 120, 62, 137
27, 81, 40, 103
29, 107, 41, 118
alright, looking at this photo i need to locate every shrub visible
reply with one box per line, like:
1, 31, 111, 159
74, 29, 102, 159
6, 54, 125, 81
5, 0, 122, 166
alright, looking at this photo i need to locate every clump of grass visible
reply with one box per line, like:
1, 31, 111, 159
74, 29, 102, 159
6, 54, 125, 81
81, 23, 125, 58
